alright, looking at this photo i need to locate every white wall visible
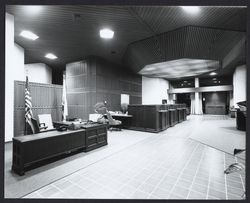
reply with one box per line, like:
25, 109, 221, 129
233, 64, 247, 107
142, 76, 169, 104
5, 13, 25, 142
25, 63, 52, 84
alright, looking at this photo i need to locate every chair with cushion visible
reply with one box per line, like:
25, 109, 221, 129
106, 111, 122, 131
94, 102, 122, 131
37, 114, 56, 131
30, 117, 49, 134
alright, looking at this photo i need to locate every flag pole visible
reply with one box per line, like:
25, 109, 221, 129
24, 69, 28, 135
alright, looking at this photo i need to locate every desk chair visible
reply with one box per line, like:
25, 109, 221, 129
106, 111, 122, 131
30, 118, 51, 134
38, 114, 55, 131
94, 102, 122, 131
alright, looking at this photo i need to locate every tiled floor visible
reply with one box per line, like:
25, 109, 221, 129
22, 115, 246, 200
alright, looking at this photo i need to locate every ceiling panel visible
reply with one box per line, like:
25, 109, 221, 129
125, 26, 245, 76
139, 59, 220, 79
6, 5, 246, 73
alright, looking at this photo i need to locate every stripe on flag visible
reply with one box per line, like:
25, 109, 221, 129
25, 76, 35, 134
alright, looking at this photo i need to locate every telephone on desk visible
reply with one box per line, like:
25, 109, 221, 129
57, 126, 67, 132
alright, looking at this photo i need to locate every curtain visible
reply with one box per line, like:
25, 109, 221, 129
190, 93, 195, 114
190, 92, 203, 115
199, 92, 203, 115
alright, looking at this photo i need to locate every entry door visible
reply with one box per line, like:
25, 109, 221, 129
204, 92, 227, 115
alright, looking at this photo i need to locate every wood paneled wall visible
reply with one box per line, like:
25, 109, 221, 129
14, 81, 63, 137
66, 57, 142, 120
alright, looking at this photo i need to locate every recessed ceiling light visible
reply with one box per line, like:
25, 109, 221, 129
45, 53, 57, 60
20, 30, 39, 40
210, 72, 217, 76
212, 78, 217, 80
100, 28, 114, 39
24, 6, 42, 14
180, 6, 200, 14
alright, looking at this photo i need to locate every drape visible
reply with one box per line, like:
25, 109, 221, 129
199, 92, 203, 115
190, 92, 203, 115
190, 93, 195, 114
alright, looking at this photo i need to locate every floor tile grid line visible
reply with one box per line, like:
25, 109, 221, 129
145, 141, 199, 199
223, 152, 228, 200
126, 138, 193, 178
20, 132, 159, 198
115, 146, 186, 198
127, 140, 197, 199
48, 183, 73, 198
186, 147, 206, 199
165, 143, 200, 199
188, 137, 245, 161
205, 154, 212, 200
66, 175, 113, 197
75, 170, 130, 197
127, 141, 193, 198
23, 192, 43, 199
67, 136, 183, 198
234, 156, 245, 193
80, 137, 180, 182
186, 189, 208, 199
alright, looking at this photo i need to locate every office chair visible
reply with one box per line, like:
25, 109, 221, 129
30, 118, 49, 134
94, 102, 122, 131
38, 114, 55, 130
106, 111, 122, 131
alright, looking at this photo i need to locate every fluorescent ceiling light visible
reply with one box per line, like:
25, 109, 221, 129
25, 6, 42, 14
181, 6, 200, 14
209, 72, 217, 76
45, 53, 57, 60
20, 30, 39, 40
100, 28, 114, 39
212, 78, 217, 80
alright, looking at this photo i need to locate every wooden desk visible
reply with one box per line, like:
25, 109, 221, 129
12, 124, 107, 175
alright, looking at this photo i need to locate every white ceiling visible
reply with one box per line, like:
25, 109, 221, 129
139, 58, 220, 79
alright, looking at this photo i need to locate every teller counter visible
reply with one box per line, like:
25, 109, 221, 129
127, 104, 186, 133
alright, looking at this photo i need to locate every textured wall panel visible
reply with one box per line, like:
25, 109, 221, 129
14, 81, 63, 137
66, 57, 142, 120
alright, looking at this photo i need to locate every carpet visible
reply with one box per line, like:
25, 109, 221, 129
189, 115, 245, 159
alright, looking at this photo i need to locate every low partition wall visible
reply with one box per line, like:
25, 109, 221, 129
127, 104, 186, 133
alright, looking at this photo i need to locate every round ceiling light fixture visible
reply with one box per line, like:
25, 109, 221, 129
100, 28, 114, 39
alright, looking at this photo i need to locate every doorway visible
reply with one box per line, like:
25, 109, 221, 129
202, 91, 230, 115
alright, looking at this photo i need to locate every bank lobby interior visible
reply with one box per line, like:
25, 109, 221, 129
4, 5, 247, 200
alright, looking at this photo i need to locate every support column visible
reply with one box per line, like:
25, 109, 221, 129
195, 78, 200, 114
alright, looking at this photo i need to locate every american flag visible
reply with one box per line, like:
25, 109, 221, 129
25, 76, 35, 134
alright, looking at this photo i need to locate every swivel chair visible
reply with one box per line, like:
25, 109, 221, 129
94, 102, 122, 131
106, 111, 122, 131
